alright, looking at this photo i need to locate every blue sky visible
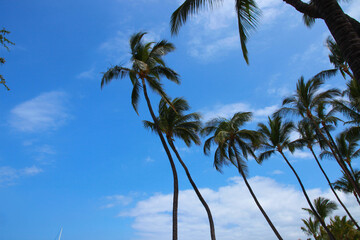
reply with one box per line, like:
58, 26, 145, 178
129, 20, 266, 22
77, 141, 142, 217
1, 0, 360, 239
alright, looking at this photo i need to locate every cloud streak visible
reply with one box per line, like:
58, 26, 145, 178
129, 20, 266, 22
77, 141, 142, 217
9, 91, 70, 133
0, 165, 42, 186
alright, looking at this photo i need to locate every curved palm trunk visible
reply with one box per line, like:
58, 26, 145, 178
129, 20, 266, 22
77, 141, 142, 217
308, 113, 360, 199
141, 79, 179, 240
167, 139, 217, 240
278, 151, 336, 240
233, 151, 283, 240
354, 192, 360, 206
315, 0, 360, 84
320, 121, 360, 200
309, 146, 360, 230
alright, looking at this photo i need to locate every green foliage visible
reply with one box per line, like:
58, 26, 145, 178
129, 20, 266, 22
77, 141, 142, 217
0, 28, 15, 91
101, 32, 180, 114
319, 216, 360, 240
170, 0, 260, 64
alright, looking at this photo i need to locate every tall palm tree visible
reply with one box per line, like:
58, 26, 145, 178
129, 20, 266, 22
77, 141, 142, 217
201, 112, 284, 240
257, 116, 335, 240
333, 169, 360, 206
170, 0, 260, 64
292, 120, 359, 229
276, 73, 360, 199
0, 28, 14, 91
143, 97, 216, 240
101, 32, 181, 240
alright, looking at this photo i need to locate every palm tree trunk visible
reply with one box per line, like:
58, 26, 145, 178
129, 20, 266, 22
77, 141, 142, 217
320, 121, 360, 200
278, 151, 336, 240
233, 151, 283, 240
315, 0, 360, 84
308, 113, 360, 199
309, 146, 360, 230
353, 192, 360, 206
167, 139, 217, 240
141, 78, 179, 240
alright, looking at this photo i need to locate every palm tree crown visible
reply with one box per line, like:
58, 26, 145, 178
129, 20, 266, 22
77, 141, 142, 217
101, 32, 180, 114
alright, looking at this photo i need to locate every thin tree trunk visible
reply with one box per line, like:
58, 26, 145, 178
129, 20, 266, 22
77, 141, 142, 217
279, 151, 336, 240
167, 139, 217, 240
233, 151, 283, 240
320, 121, 360, 200
354, 192, 360, 206
141, 79, 179, 240
308, 113, 360, 199
309, 147, 360, 230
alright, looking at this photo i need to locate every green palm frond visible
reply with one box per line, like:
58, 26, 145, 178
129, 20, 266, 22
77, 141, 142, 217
235, 0, 260, 64
170, 0, 221, 35
101, 66, 131, 88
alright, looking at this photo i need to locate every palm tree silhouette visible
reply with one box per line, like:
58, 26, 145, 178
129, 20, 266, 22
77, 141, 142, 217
333, 169, 360, 206
101, 32, 181, 240
257, 116, 335, 240
202, 112, 283, 240
143, 97, 216, 240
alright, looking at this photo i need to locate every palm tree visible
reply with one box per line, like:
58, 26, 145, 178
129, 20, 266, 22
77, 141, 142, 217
301, 197, 337, 240
201, 112, 284, 240
334, 79, 360, 138
101, 32, 181, 240
303, 197, 337, 222
326, 37, 353, 80
276, 73, 360, 199
143, 97, 216, 240
320, 132, 360, 178
257, 116, 335, 240
282, 0, 360, 84
170, 0, 260, 64
333, 169, 360, 206
301, 217, 320, 240
292, 120, 360, 229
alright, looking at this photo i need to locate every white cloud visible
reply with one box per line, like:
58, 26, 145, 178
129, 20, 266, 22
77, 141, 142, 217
271, 170, 284, 175
9, 91, 70, 133
0, 165, 42, 186
76, 67, 97, 80
201, 102, 278, 122
119, 176, 359, 240
145, 156, 155, 163
102, 195, 133, 209
292, 150, 313, 159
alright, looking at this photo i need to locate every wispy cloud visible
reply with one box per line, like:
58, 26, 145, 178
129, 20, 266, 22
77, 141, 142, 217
0, 165, 42, 187
181, 0, 288, 60
9, 91, 70, 133
101, 194, 133, 209
271, 170, 284, 175
201, 102, 278, 122
119, 176, 359, 240
76, 67, 98, 80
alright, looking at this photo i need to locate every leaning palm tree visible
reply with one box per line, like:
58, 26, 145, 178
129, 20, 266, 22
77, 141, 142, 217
201, 112, 284, 240
333, 169, 360, 206
101, 32, 181, 240
170, 0, 260, 64
301, 217, 320, 240
320, 131, 360, 178
143, 97, 216, 240
276, 72, 360, 199
257, 116, 335, 240
292, 120, 359, 229
334, 78, 360, 139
